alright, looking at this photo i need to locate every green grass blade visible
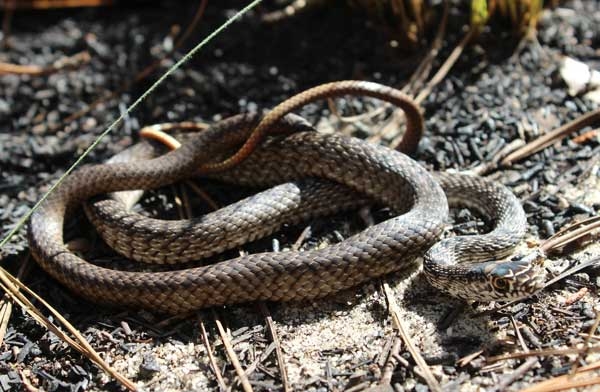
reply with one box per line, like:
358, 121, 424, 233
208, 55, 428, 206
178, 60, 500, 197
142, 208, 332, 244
0, 0, 263, 250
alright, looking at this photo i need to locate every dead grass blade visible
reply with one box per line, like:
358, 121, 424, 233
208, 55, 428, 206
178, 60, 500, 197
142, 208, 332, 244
520, 358, 600, 392
0, 253, 32, 344
198, 318, 228, 391
390, 24, 476, 149
382, 282, 441, 392
501, 107, 600, 166
363, 0, 448, 144
570, 312, 600, 376
487, 345, 600, 363
541, 215, 600, 253
544, 255, 600, 293
0, 267, 137, 390
258, 303, 290, 392
404, 0, 449, 97
413, 26, 476, 105
214, 317, 253, 392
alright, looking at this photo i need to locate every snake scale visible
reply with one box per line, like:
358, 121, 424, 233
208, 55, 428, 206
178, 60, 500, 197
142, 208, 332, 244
28, 81, 546, 314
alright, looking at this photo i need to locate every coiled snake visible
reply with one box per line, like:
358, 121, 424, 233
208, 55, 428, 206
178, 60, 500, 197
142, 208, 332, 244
28, 81, 546, 314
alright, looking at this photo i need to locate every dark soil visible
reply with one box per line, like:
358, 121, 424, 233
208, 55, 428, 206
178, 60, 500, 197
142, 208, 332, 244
1, 0, 600, 391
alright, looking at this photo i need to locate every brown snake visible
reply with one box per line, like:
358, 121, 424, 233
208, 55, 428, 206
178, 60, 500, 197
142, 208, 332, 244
28, 81, 546, 314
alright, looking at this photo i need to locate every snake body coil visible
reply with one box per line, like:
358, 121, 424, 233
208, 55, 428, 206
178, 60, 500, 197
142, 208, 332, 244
28, 81, 546, 313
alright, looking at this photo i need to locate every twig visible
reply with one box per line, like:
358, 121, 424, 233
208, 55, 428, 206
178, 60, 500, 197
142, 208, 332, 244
497, 357, 539, 391
579, 332, 600, 341
174, 0, 208, 50
327, 96, 385, 125
258, 303, 290, 392
470, 139, 526, 175
199, 318, 228, 391
511, 315, 529, 352
495, 316, 539, 390
501, 107, 600, 166
0, 279, 82, 352
564, 287, 588, 305
571, 311, 600, 375
0, 51, 90, 75
457, 350, 484, 367
133, 0, 208, 83
572, 127, 600, 144
179, 183, 193, 218
0, 294, 12, 345
329, 1, 448, 138
382, 283, 441, 392
242, 342, 276, 380
18, 369, 38, 392
526, 375, 600, 392
291, 226, 312, 251
404, 0, 449, 97
510, 27, 546, 63
214, 317, 253, 392
185, 181, 221, 211
379, 337, 402, 385
523, 147, 600, 202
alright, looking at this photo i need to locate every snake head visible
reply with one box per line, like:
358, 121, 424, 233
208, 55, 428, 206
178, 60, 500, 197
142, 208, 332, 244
482, 250, 547, 301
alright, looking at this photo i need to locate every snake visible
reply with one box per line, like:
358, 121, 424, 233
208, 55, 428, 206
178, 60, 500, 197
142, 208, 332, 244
27, 81, 547, 314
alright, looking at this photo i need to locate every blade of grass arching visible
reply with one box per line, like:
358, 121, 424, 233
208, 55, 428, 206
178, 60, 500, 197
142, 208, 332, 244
0, 1, 263, 388
0, 0, 263, 251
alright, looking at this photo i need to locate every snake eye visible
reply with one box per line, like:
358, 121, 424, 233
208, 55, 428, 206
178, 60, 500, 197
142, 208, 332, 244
492, 277, 510, 292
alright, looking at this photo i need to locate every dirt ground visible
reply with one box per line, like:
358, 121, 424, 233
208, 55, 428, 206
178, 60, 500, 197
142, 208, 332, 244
1, 1, 600, 391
